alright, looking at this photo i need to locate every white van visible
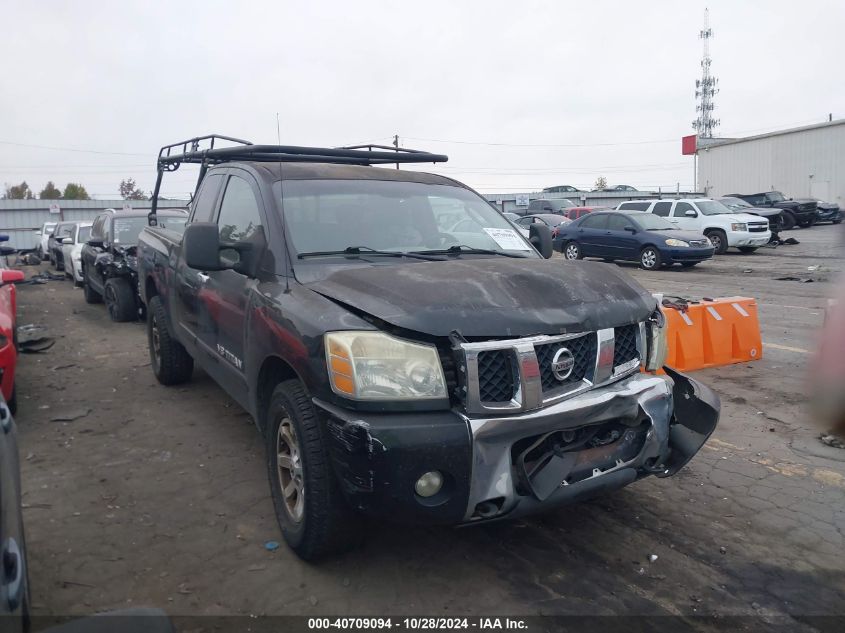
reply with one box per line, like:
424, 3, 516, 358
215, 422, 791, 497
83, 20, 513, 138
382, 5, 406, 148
616, 198, 770, 254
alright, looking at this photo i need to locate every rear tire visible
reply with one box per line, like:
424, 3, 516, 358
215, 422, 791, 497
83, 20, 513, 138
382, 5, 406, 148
266, 380, 362, 561
738, 247, 758, 254
82, 270, 102, 304
705, 229, 728, 255
563, 242, 583, 260
639, 246, 662, 270
781, 212, 796, 230
147, 295, 193, 385
104, 278, 137, 322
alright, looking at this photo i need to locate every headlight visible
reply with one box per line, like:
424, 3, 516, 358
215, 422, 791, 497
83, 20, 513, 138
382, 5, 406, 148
730, 223, 747, 232
325, 331, 447, 400
665, 238, 690, 247
644, 310, 668, 371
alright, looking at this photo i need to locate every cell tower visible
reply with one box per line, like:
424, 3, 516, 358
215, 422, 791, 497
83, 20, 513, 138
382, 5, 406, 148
692, 8, 719, 138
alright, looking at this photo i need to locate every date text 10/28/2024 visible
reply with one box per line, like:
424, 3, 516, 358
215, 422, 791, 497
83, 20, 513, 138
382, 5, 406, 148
307, 618, 528, 630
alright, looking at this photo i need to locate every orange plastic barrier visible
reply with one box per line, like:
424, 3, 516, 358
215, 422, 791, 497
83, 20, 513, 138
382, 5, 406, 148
662, 297, 762, 371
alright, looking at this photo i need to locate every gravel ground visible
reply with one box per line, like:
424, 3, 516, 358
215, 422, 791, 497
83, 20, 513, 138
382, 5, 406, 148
12, 223, 845, 630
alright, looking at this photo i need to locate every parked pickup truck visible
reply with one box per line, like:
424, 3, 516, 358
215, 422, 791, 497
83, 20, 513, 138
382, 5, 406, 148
727, 191, 817, 230
137, 135, 720, 560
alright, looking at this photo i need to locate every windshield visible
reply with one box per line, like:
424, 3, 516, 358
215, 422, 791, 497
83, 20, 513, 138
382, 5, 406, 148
276, 179, 536, 257
719, 197, 751, 209
112, 216, 153, 245
77, 226, 91, 242
696, 200, 733, 215
766, 192, 785, 203
632, 214, 677, 231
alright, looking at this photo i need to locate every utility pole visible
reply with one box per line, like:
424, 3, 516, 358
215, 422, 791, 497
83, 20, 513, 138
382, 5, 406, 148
393, 134, 399, 169
692, 8, 719, 139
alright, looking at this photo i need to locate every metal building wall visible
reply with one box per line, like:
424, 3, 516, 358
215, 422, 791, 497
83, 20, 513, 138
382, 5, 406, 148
0, 199, 180, 250
697, 120, 845, 204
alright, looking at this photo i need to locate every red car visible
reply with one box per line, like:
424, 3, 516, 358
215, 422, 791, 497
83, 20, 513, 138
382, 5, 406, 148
0, 261, 25, 412
566, 206, 612, 221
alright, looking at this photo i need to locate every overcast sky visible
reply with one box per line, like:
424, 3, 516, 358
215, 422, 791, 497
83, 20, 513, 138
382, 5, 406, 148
1, 0, 843, 200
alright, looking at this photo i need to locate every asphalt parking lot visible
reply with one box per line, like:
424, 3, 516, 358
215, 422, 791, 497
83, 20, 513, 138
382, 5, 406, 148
13, 224, 845, 628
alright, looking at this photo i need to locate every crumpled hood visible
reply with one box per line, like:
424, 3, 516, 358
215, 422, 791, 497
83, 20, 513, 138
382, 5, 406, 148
305, 258, 657, 338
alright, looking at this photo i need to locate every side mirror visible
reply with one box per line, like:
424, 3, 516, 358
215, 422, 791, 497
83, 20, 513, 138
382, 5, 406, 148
685, 209, 697, 217
61, 237, 73, 245
624, 226, 637, 233
529, 223, 554, 259
0, 269, 24, 285
184, 222, 230, 271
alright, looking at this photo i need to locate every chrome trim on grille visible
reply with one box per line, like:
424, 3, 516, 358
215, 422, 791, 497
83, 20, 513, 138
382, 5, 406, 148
458, 325, 644, 415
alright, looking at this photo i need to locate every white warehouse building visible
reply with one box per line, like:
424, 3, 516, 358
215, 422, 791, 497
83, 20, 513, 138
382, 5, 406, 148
697, 119, 845, 205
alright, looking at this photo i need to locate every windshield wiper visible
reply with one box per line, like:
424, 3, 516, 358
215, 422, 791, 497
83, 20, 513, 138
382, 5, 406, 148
297, 246, 444, 261
414, 245, 528, 258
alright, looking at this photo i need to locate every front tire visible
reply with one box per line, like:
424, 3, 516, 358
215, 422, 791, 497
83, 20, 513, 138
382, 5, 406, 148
563, 242, 583, 260
639, 246, 662, 270
266, 380, 361, 561
147, 295, 193, 385
705, 229, 728, 255
104, 278, 137, 322
781, 211, 796, 230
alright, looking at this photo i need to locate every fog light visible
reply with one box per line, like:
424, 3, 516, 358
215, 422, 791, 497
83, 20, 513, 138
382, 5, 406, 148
414, 471, 443, 498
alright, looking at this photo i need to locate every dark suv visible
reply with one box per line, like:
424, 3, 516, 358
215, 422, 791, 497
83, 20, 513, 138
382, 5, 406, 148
81, 209, 187, 321
728, 191, 817, 229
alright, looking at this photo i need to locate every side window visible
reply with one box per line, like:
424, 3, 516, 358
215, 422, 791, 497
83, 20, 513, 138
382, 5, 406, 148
216, 175, 264, 244
607, 215, 633, 231
619, 202, 650, 212
190, 174, 224, 223
91, 215, 106, 240
581, 214, 608, 230
516, 216, 533, 227
653, 201, 672, 217
674, 202, 695, 217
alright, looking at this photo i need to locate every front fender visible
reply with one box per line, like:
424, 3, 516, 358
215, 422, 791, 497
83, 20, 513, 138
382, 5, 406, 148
659, 367, 721, 477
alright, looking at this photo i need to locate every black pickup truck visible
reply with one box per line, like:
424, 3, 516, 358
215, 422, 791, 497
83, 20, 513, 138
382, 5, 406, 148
137, 135, 720, 560
727, 191, 817, 229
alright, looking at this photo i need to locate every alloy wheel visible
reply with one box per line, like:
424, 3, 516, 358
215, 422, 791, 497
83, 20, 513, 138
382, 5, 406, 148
641, 249, 657, 269
276, 418, 305, 523
565, 244, 580, 259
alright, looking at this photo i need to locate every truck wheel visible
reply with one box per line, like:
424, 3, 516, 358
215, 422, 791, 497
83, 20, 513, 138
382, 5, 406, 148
83, 271, 102, 304
781, 212, 796, 230
104, 278, 137, 322
798, 217, 816, 228
266, 380, 362, 561
705, 229, 728, 255
639, 246, 662, 270
834, 218, 842, 225
147, 295, 193, 385
563, 242, 582, 260
738, 247, 758, 254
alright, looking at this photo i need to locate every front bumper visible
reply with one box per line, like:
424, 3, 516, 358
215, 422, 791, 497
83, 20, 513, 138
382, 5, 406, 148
72, 258, 83, 282
663, 246, 714, 264
0, 338, 16, 403
314, 369, 719, 525
817, 208, 842, 223
728, 231, 771, 248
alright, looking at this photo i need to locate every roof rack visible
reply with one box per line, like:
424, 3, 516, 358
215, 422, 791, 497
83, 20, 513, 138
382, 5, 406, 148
149, 134, 448, 223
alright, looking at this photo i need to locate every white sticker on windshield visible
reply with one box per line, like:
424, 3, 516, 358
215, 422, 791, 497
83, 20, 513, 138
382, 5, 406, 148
483, 227, 531, 251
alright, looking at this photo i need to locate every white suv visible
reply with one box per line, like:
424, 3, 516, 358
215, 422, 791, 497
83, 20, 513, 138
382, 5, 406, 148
616, 198, 770, 254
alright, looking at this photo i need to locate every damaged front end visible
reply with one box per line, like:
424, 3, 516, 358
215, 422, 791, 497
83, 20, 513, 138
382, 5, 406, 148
463, 368, 719, 522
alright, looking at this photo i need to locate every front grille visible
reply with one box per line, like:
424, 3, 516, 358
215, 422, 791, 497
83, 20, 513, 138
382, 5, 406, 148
613, 324, 639, 368
477, 350, 517, 403
799, 202, 817, 212
535, 334, 596, 392
748, 224, 768, 233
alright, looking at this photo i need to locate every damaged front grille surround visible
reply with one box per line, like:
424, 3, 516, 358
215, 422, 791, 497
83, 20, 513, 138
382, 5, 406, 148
457, 323, 645, 415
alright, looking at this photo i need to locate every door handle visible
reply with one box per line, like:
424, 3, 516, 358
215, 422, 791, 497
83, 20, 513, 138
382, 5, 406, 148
197, 273, 210, 284
2, 538, 23, 611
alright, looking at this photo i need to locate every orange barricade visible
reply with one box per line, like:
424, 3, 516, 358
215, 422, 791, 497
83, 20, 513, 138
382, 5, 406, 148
662, 297, 762, 372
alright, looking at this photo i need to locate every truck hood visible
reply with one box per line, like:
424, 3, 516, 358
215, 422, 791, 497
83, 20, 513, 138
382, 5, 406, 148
721, 212, 768, 223
742, 207, 781, 219
304, 258, 656, 338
